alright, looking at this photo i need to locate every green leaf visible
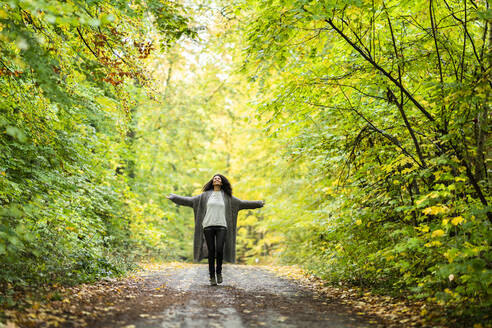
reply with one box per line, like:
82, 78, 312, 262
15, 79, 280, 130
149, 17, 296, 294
5, 126, 27, 143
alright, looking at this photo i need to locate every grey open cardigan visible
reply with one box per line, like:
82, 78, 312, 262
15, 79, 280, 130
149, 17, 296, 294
168, 190, 263, 263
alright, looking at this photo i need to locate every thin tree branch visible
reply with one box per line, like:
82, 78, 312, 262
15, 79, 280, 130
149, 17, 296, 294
385, 5, 427, 167
76, 27, 98, 60
318, 14, 436, 123
443, 0, 486, 73
338, 85, 424, 169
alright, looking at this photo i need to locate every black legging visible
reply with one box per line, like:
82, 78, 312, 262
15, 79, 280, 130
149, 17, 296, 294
203, 225, 227, 278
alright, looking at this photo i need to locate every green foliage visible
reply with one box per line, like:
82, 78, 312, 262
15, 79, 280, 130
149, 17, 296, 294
235, 0, 492, 322
0, 0, 195, 291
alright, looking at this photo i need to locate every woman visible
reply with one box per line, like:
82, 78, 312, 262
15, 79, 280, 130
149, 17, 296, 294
166, 174, 265, 286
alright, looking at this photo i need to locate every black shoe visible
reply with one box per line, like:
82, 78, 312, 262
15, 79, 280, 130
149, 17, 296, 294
210, 276, 217, 286
217, 273, 223, 284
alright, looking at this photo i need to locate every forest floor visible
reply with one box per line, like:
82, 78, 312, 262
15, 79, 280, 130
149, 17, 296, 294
2, 262, 455, 328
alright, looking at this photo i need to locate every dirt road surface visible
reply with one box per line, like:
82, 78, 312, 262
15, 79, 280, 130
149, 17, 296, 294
88, 263, 383, 328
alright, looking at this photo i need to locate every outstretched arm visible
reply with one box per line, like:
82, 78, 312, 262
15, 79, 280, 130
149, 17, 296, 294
232, 196, 265, 210
166, 193, 197, 207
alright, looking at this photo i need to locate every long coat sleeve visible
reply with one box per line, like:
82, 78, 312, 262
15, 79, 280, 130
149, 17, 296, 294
168, 193, 198, 207
232, 196, 264, 210
168, 191, 264, 263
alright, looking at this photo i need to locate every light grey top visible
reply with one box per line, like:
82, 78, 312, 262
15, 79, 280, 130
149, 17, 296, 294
202, 191, 227, 228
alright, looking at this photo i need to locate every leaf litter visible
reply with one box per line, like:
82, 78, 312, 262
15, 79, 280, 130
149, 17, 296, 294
0, 262, 470, 328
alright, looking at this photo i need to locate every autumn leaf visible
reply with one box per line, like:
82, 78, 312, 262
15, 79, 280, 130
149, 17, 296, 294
422, 205, 449, 216
451, 216, 464, 226
431, 230, 445, 238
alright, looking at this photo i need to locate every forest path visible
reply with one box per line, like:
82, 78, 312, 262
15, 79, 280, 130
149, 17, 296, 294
87, 263, 381, 328
6, 262, 432, 327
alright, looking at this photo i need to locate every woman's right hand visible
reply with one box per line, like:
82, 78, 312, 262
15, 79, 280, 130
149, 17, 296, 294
166, 194, 174, 199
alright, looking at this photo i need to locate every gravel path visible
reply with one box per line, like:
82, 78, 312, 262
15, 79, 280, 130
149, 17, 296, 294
91, 263, 381, 328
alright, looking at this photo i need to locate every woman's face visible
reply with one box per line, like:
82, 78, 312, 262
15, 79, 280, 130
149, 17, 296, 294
212, 175, 222, 187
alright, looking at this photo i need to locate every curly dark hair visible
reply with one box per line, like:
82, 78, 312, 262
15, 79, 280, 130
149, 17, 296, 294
202, 174, 232, 197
